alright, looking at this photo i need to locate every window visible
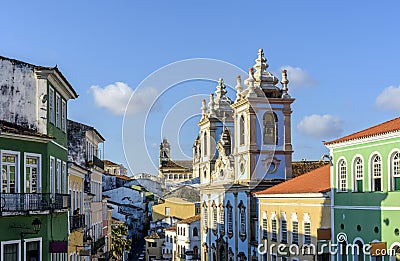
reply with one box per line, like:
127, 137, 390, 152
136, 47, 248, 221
262, 218, 268, 240
50, 157, 55, 194
1, 241, 20, 261
263, 112, 277, 145
62, 100, 66, 132
203, 203, 208, 230
272, 254, 277, 261
292, 221, 299, 244
227, 201, 233, 234
193, 227, 198, 237
239, 115, 245, 145
62, 162, 67, 194
372, 155, 382, 191
271, 217, 277, 242
1, 152, 19, 193
203, 132, 208, 157
165, 207, 170, 216
56, 160, 62, 193
338, 160, 347, 192
56, 94, 61, 128
219, 204, 224, 233
49, 86, 55, 124
281, 219, 287, 243
25, 154, 41, 193
239, 203, 246, 236
25, 238, 41, 261
391, 152, 400, 191
304, 222, 311, 244
212, 203, 217, 230
354, 157, 363, 192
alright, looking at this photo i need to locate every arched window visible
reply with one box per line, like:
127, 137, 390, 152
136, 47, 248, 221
372, 155, 382, 191
263, 112, 277, 145
239, 206, 246, 236
202, 202, 208, 231
227, 201, 233, 235
354, 240, 364, 261
292, 220, 299, 245
338, 160, 347, 192
391, 152, 400, 191
354, 157, 363, 192
271, 214, 277, 242
219, 204, 224, 234
193, 227, 198, 237
239, 115, 245, 145
212, 202, 217, 231
280, 213, 287, 243
193, 246, 199, 256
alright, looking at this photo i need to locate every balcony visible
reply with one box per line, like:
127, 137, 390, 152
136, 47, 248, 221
70, 214, 85, 231
86, 155, 105, 170
0, 193, 71, 214
92, 236, 106, 254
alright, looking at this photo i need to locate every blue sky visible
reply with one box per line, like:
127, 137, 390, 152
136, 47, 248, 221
1, 1, 400, 175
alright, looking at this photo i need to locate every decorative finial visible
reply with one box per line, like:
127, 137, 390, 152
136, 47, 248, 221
245, 68, 257, 98
215, 78, 227, 99
208, 94, 215, 116
253, 48, 279, 88
235, 75, 243, 101
201, 99, 207, 116
281, 69, 291, 99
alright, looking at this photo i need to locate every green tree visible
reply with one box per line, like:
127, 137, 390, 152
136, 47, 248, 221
111, 224, 132, 260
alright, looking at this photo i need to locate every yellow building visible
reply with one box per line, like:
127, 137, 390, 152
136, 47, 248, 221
152, 197, 200, 221
255, 165, 331, 261
144, 232, 165, 261
68, 162, 87, 259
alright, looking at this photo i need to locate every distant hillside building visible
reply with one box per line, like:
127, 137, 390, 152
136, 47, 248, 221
159, 138, 194, 184
103, 159, 128, 176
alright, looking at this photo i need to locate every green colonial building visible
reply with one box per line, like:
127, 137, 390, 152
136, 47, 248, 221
0, 56, 78, 260
325, 117, 400, 261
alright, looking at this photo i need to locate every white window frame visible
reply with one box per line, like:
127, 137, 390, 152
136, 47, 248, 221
61, 100, 66, 132
212, 202, 217, 230
280, 213, 287, 243
49, 86, 55, 124
271, 212, 278, 242
370, 153, 382, 192
389, 150, 400, 191
56, 159, 61, 193
1, 239, 21, 261
62, 162, 67, 194
24, 153, 42, 193
50, 156, 55, 194
239, 204, 246, 236
352, 156, 364, 192
24, 237, 42, 261
56, 93, 61, 128
303, 214, 311, 245
338, 159, 347, 192
1, 150, 20, 193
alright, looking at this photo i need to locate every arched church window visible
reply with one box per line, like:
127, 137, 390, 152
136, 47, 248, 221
263, 112, 277, 145
203, 132, 208, 156
239, 115, 245, 145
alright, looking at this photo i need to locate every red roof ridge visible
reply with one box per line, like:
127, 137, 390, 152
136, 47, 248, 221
325, 117, 400, 145
255, 164, 330, 195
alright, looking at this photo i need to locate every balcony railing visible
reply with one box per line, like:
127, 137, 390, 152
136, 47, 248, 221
70, 214, 85, 231
0, 193, 71, 214
92, 236, 106, 254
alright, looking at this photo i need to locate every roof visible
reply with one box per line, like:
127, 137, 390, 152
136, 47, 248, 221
163, 185, 200, 203
162, 160, 193, 170
164, 197, 193, 204
116, 175, 131, 181
164, 225, 177, 231
145, 232, 165, 240
0, 55, 78, 99
292, 160, 329, 178
178, 214, 201, 224
325, 117, 400, 145
0, 120, 54, 139
255, 164, 330, 195
103, 159, 119, 166
67, 120, 106, 142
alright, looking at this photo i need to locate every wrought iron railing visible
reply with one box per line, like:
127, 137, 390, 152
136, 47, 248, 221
0, 193, 70, 214
70, 214, 85, 231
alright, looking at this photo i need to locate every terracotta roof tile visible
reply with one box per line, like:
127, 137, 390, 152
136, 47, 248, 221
164, 225, 177, 231
178, 214, 201, 224
255, 164, 330, 195
145, 232, 165, 240
325, 117, 400, 145
162, 160, 192, 170
116, 175, 131, 181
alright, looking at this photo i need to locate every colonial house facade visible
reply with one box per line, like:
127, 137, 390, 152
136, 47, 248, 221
198, 49, 295, 261
255, 164, 331, 261
176, 214, 201, 261
325, 117, 400, 261
0, 56, 78, 261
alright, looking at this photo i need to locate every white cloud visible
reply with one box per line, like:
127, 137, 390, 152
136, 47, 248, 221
280, 65, 317, 89
91, 82, 159, 115
297, 114, 343, 138
375, 85, 400, 111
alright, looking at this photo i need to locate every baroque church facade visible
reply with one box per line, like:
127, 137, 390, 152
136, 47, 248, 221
196, 49, 295, 261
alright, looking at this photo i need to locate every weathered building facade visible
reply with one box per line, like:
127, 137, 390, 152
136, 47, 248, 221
0, 56, 77, 261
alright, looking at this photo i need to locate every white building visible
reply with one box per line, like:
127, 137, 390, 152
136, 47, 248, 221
198, 49, 294, 261
176, 215, 201, 261
163, 225, 177, 260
